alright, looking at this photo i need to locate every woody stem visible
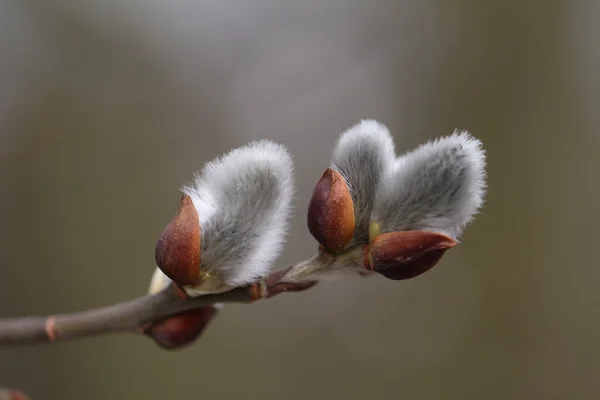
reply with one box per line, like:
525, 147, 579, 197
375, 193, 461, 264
0, 267, 316, 347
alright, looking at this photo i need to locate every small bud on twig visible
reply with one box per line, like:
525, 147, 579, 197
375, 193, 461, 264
307, 168, 355, 253
255, 266, 318, 299
365, 230, 457, 280
143, 305, 219, 350
155, 195, 201, 286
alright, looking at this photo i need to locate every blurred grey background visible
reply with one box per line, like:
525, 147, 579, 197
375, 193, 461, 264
0, 1, 598, 399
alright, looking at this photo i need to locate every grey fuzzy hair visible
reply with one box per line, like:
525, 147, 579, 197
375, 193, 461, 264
371, 131, 486, 239
182, 140, 294, 286
331, 120, 396, 246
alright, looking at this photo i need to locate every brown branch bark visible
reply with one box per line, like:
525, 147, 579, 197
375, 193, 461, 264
0, 267, 316, 347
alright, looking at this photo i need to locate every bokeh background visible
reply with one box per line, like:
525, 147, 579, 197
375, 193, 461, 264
0, 1, 598, 399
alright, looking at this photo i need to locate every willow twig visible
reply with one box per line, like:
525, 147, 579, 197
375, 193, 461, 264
0, 266, 316, 347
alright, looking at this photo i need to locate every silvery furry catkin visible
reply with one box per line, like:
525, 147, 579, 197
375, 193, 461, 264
295, 121, 486, 282
371, 131, 486, 239
182, 140, 295, 288
331, 120, 396, 246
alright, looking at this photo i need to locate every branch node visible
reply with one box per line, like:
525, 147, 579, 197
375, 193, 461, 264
45, 316, 57, 342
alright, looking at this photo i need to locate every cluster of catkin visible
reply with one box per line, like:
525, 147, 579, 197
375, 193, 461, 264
144, 120, 486, 349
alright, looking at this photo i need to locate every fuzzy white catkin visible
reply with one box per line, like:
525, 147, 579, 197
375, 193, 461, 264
182, 140, 295, 287
331, 120, 396, 245
371, 131, 486, 239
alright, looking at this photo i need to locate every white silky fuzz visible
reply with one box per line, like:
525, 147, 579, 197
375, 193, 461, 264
372, 131, 486, 239
182, 140, 295, 287
331, 120, 396, 245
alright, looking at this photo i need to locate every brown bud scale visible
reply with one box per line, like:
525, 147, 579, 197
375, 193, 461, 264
144, 305, 218, 350
307, 168, 355, 253
155, 195, 201, 286
367, 230, 457, 280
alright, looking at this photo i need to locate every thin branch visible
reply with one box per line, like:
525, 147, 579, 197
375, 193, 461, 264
0, 266, 316, 347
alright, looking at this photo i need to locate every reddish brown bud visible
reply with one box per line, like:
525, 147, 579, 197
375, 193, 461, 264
307, 168, 355, 253
144, 305, 219, 350
366, 230, 457, 280
155, 195, 201, 286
